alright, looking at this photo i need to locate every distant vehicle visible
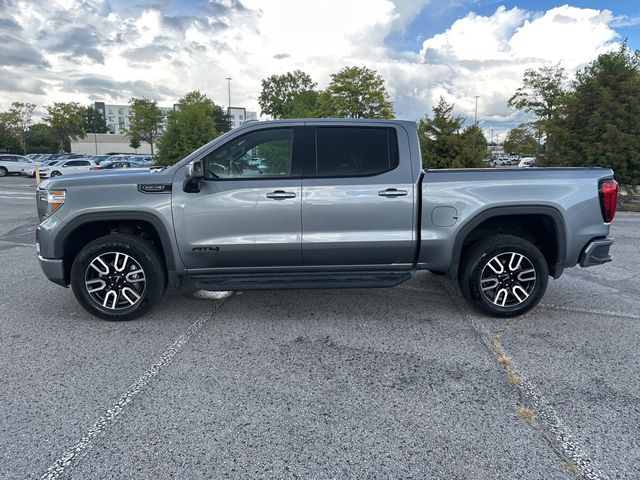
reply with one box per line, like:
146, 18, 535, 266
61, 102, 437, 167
90, 161, 144, 171
87, 155, 110, 164
0, 154, 33, 177
518, 157, 536, 168
39, 159, 96, 178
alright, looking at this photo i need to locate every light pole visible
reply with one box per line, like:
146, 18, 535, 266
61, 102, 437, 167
225, 77, 232, 110
474, 96, 480, 126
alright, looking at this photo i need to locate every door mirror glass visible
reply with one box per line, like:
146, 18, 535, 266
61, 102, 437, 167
186, 159, 204, 180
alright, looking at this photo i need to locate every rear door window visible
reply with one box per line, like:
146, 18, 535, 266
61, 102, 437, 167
314, 127, 398, 177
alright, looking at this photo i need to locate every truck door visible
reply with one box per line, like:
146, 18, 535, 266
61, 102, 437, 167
172, 126, 304, 269
301, 125, 416, 267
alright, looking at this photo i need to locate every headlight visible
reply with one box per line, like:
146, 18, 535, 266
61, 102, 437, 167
37, 189, 66, 220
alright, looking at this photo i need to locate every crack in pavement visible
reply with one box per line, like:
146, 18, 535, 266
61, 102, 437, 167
437, 278, 610, 480
39, 293, 232, 480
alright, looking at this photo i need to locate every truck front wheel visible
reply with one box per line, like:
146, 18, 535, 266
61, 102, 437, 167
70, 233, 166, 320
459, 234, 548, 317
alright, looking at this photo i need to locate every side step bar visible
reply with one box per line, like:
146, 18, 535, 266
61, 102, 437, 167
191, 272, 413, 292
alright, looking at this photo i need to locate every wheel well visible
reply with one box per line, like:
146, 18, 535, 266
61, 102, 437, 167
459, 214, 560, 276
62, 220, 167, 284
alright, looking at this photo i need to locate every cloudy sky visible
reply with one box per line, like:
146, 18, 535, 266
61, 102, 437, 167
1, 0, 639, 136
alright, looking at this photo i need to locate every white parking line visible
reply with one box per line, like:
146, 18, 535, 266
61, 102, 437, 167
0, 195, 32, 200
541, 303, 640, 320
0, 239, 36, 247
438, 278, 610, 480
40, 293, 232, 480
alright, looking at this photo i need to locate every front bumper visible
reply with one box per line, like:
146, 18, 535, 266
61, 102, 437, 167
580, 236, 614, 267
38, 255, 67, 287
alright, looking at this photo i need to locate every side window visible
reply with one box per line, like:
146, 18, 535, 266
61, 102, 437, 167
79, 161, 90, 166
315, 127, 399, 177
203, 128, 294, 180
2, 156, 16, 162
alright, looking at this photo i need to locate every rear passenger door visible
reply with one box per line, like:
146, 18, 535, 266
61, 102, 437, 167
301, 124, 416, 267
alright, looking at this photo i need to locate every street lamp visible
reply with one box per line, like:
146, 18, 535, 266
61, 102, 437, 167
474, 96, 480, 126
225, 77, 232, 110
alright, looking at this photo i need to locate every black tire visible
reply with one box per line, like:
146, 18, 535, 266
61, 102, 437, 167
0, 167, 7, 177
50, 170, 61, 177
459, 234, 548, 317
70, 233, 166, 320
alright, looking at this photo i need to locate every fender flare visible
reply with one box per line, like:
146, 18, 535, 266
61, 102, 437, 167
54, 211, 180, 287
447, 205, 567, 279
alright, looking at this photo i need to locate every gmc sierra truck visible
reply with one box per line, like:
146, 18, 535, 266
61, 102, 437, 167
35, 119, 618, 320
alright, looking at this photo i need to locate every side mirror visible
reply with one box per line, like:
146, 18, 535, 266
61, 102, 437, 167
183, 159, 204, 193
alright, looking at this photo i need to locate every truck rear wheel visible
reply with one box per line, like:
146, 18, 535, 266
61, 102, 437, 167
70, 233, 166, 320
459, 234, 548, 317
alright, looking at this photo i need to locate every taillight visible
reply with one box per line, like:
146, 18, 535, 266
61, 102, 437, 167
599, 179, 618, 223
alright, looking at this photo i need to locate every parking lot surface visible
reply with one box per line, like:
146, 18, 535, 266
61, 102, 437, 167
1, 175, 638, 479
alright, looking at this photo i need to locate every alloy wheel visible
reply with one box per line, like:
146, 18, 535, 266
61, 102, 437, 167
84, 252, 146, 310
479, 251, 536, 307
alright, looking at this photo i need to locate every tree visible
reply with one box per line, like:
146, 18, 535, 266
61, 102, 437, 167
455, 125, 488, 168
508, 64, 568, 160
2, 102, 36, 154
259, 70, 319, 118
82, 106, 108, 133
0, 116, 21, 153
211, 103, 232, 134
503, 125, 539, 156
128, 98, 164, 155
555, 44, 640, 185
45, 102, 86, 152
316, 66, 394, 119
157, 91, 225, 165
418, 97, 464, 168
25, 123, 58, 153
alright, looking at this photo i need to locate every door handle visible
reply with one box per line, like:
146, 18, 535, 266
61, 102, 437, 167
266, 190, 297, 200
378, 188, 408, 197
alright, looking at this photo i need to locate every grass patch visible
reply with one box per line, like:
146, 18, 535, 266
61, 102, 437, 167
563, 460, 579, 476
506, 370, 521, 385
516, 404, 536, 422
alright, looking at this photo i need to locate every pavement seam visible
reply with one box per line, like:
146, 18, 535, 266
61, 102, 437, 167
540, 303, 640, 320
437, 278, 610, 480
39, 293, 232, 480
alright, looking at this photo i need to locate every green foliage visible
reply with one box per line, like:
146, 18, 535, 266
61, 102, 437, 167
0, 119, 21, 152
82, 106, 108, 134
128, 98, 164, 155
211, 103, 232, 134
418, 97, 462, 168
45, 102, 86, 151
554, 44, 640, 185
1, 102, 36, 154
157, 91, 225, 165
456, 125, 488, 168
316, 66, 394, 119
503, 125, 539, 156
259, 70, 319, 118
25, 123, 59, 153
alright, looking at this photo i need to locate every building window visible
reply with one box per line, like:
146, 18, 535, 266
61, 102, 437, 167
118, 108, 124, 115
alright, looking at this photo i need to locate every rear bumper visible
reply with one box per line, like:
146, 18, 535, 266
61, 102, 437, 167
579, 236, 613, 267
38, 255, 67, 287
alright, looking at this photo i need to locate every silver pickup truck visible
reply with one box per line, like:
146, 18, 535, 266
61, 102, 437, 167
35, 119, 618, 320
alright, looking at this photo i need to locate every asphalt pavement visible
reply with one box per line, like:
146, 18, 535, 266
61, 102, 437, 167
0, 175, 638, 479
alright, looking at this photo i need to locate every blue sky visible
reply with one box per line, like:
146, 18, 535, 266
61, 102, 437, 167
386, 0, 640, 51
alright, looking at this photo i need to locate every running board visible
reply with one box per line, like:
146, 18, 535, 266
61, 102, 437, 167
190, 271, 413, 291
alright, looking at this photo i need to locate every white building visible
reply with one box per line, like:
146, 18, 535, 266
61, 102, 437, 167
228, 107, 257, 129
71, 133, 153, 155
93, 101, 173, 135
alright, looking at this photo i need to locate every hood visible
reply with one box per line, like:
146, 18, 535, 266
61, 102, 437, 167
39, 166, 176, 190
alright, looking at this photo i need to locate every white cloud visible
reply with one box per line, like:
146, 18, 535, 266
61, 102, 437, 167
0, 0, 623, 131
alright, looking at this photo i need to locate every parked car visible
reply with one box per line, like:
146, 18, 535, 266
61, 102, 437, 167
35, 119, 618, 321
39, 158, 96, 178
0, 154, 33, 176
87, 155, 110, 164
90, 160, 144, 171
518, 157, 536, 168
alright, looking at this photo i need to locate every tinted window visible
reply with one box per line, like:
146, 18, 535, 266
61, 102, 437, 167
203, 128, 294, 179
315, 127, 398, 177
1, 156, 16, 162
